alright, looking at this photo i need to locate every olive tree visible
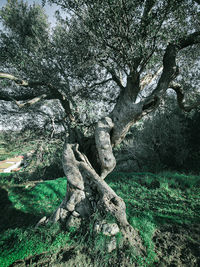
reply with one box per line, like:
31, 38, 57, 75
0, 0, 200, 252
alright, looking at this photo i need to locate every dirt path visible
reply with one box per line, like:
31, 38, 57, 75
0, 156, 24, 173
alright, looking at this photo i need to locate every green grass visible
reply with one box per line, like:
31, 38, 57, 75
9, 177, 67, 216
0, 172, 199, 266
0, 226, 71, 267
107, 172, 200, 225
107, 172, 200, 265
0, 177, 68, 267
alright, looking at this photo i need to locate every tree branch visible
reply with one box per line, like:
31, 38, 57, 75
140, 67, 163, 90
143, 31, 200, 104
142, 0, 156, 20
12, 94, 47, 108
178, 31, 200, 49
169, 81, 200, 111
95, 117, 116, 179
140, 31, 200, 116
87, 78, 113, 90
140, 0, 156, 38
104, 67, 125, 91
0, 73, 46, 87
0, 72, 75, 121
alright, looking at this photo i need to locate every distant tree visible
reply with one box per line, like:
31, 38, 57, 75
0, 0, 200, 252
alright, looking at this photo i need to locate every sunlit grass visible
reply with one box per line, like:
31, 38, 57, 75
0, 177, 68, 267
9, 177, 67, 216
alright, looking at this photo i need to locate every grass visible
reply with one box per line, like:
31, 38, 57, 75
8, 177, 67, 216
0, 177, 69, 267
0, 171, 199, 266
0, 226, 71, 267
107, 172, 200, 225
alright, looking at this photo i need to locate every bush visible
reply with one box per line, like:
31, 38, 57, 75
115, 97, 200, 174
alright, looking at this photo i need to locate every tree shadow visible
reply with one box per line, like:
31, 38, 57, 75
0, 187, 40, 233
4, 179, 66, 219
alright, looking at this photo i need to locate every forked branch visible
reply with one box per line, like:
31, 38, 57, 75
95, 117, 116, 179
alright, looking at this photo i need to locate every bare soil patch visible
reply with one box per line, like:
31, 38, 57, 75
153, 224, 200, 267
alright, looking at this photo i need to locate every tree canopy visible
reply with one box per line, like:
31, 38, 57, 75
0, 0, 199, 131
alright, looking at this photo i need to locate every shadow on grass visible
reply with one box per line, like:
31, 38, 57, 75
0, 187, 40, 233
1, 177, 66, 223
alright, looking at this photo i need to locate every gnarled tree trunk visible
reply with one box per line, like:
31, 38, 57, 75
37, 39, 191, 252
38, 96, 146, 253
49, 119, 144, 252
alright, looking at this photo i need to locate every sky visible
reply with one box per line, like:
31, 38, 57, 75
0, 0, 61, 28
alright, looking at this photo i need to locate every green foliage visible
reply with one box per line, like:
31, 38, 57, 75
1, 0, 199, 142
0, 0, 49, 49
0, 0, 53, 85
49, 0, 199, 85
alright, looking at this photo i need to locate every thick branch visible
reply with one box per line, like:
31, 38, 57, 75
142, 31, 200, 109
126, 71, 140, 102
0, 72, 51, 101
178, 31, 200, 49
110, 32, 200, 147
169, 82, 200, 111
140, 67, 163, 90
47, 83, 74, 121
95, 117, 116, 179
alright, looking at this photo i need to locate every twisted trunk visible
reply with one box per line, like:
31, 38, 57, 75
39, 94, 146, 253
39, 56, 166, 253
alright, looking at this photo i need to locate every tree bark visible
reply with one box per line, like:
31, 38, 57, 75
42, 113, 145, 253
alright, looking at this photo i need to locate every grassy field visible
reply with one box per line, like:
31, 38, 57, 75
0, 171, 199, 266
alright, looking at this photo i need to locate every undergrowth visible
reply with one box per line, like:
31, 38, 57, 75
0, 171, 199, 266
0, 130, 64, 181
